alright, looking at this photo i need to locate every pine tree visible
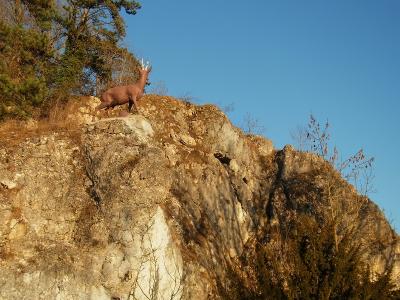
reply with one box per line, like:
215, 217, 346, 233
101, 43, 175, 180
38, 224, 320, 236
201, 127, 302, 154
54, 0, 142, 96
0, 19, 54, 118
0, 0, 142, 120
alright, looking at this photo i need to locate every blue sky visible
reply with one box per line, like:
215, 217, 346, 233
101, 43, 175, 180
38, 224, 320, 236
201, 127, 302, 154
124, 1, 400, 231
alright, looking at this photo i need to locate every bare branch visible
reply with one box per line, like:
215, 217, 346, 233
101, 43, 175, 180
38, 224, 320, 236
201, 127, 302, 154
291, 114, 375, 196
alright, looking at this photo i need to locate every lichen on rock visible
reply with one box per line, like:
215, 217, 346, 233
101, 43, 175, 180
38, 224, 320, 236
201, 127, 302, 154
0, 95, 398, 299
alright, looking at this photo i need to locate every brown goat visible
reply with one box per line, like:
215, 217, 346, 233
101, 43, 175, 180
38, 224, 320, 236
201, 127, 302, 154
96, 59, 152, 114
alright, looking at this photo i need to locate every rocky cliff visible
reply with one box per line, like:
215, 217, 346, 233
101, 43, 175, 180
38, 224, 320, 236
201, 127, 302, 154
0, 95, 398, 299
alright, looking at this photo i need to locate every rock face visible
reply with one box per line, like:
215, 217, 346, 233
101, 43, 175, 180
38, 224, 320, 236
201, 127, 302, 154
0, 95, 398, 299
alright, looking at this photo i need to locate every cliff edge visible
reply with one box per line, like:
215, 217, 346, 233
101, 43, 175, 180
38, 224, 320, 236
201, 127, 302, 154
0, 95, 398, 299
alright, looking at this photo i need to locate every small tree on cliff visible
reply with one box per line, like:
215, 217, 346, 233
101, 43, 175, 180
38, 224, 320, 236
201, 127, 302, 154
223, 214, 398, 300
53, 0, 142, 95
0, 0, 142, 120
257, 215, 398, 300
0, 0, 57, 118
291, 114, 375, 196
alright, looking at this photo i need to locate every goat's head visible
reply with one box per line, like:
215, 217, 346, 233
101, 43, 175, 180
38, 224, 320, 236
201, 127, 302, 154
139, 58, 152, 75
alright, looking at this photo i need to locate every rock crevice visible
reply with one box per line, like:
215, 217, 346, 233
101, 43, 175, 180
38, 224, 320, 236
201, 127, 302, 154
0, 95, 398, 299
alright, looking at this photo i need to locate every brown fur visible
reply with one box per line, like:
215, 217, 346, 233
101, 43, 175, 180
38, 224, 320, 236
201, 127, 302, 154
96, 67, 152, 114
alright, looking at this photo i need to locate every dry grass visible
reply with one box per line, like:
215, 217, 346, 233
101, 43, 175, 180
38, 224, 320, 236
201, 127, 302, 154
0, 97, 93, 148
0, 94, 173, 148
0, 119, 81, 148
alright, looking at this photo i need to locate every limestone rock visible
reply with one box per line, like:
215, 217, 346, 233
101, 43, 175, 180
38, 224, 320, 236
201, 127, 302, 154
0, 95, 398, 299
0, 178, 17, 189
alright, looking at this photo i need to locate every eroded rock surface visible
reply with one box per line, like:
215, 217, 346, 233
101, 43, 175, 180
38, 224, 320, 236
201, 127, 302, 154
0, 95, 398, 299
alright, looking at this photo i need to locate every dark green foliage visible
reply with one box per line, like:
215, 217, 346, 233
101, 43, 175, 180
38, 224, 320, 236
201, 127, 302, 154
21, 0, 58, 30
0, 22, 53, 118
57, 0, 141, 92
0, 0, 141, 120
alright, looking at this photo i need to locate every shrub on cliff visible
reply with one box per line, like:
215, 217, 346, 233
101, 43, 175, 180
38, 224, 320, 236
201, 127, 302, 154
0, 0, 142, 120
0, 22, 53, 119
224, 214, 398, 300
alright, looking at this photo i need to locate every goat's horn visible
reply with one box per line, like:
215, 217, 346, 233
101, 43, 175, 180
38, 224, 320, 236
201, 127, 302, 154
141, 58, 144, 68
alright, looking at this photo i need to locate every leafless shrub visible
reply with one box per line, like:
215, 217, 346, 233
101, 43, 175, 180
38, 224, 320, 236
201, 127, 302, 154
148, 81, 169, 96
128, 220, 184, 300
290, 125, 309, 151
242, 112, 265, 135
221, 102, 235, 114
214, 101, 235, 114
177, 92, 197, 104
292, 114, 375, 196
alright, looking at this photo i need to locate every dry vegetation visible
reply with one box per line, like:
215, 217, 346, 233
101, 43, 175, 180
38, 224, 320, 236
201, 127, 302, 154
0, 97, 92, 147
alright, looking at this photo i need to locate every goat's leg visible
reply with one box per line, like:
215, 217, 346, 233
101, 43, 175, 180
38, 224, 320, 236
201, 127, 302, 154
105, 107, 113, 118
128, 96, 138, 113
128, 100, 133, 113
132, 96, 139, 114
96, 97, 113, 118
96, 102, 113, 118
96, 94, 112, 112
96, 102, 111, 111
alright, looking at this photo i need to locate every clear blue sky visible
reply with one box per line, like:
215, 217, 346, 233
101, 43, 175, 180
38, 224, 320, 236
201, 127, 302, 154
124, 1, 400, 231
